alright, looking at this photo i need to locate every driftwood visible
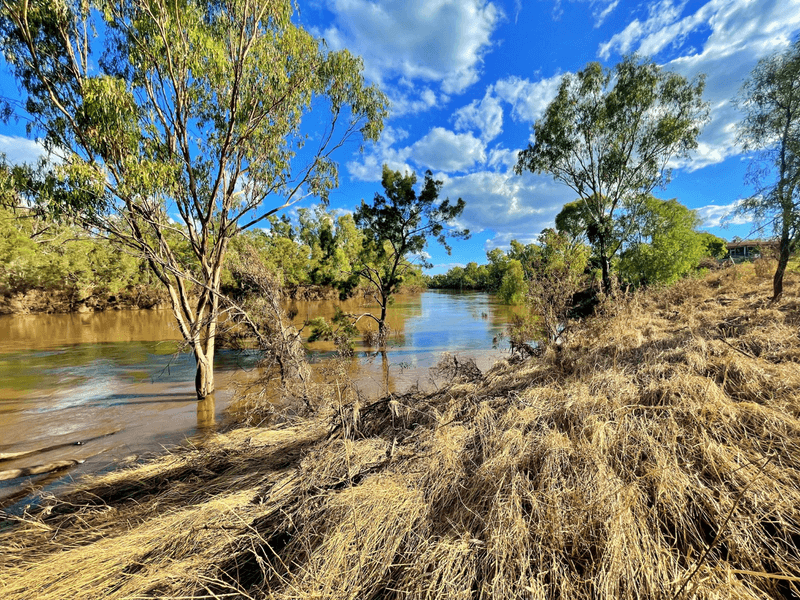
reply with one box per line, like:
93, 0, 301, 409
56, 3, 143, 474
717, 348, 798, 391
0, 459, 84, 482
0, 429, 121, 463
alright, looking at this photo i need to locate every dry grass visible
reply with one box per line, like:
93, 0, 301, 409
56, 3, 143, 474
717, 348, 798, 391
2, 264, 800, 599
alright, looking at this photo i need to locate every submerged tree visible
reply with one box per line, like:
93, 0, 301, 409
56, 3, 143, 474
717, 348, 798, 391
515, 56, 708, 291
353, 165, 468, 342
735, 36, 800, 301
0, 0, 387, 397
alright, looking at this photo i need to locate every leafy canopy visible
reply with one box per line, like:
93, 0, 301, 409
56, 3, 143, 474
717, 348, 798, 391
618, 196, 704, 286
353, 165, 468, 331
516, 55, 708, 289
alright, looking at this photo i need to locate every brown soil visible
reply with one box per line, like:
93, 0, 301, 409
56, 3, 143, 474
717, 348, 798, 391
2, 264, 800, 599
0, 285, 166, 314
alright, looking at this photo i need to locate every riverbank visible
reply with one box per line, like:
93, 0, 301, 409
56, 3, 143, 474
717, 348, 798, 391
2, 264, 799, 599
0, 285, 167, 314
0, 283, 379, 314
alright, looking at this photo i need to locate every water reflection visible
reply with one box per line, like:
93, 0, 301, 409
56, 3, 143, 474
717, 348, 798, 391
197, 394, 216, 430
0, 291, 521, 507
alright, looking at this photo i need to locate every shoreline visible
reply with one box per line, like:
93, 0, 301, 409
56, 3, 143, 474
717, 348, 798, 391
2, 264, 799, 599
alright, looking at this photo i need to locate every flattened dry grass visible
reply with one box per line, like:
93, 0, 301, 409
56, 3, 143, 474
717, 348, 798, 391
2, 264, 800, 599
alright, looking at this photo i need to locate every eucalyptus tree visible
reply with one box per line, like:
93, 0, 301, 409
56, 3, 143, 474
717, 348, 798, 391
0, 0, 387, 397
735, 37, 800, 301
353, 165, 467, 342
515, 56, 708, 292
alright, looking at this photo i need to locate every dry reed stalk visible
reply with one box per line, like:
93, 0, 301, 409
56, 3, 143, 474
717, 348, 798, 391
1, 264, 799, 599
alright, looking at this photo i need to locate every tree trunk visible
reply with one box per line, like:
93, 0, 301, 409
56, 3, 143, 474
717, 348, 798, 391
773, 213, 792, 301
193, 261, 224, 399
380, 349, 390, 395
194, 350, 215, 399
378, 294, 389, 346
600, 255, 612, 294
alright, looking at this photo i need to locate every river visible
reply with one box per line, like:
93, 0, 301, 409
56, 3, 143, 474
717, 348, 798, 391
0, 291, 520, 509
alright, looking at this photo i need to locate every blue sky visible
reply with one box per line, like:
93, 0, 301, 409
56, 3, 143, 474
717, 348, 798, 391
2, 0, 800, 274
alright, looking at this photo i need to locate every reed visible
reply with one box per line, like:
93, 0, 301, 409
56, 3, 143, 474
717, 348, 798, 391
2, 264, 799, 599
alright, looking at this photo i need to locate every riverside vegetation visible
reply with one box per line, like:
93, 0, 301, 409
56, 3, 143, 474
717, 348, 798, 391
1, 262, 800, 599
2, 1, 800, 595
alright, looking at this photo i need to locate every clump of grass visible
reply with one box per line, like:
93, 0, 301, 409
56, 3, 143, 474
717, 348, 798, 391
2, 264, 800, 599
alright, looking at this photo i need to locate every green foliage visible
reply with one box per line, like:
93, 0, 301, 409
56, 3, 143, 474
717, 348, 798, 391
697, 232, 728, 259
485, 248, 510, 291
618, 197, 704, 286
0, 0, 388, 396
515, 229, 590, 345
298, 207, 365, 288
516, 55, 709, 290
307, 307, 360, 355
354, 165, 468, 334
0, 205, 149, 296
498, 259, 526, 305
735, 35, 800, 300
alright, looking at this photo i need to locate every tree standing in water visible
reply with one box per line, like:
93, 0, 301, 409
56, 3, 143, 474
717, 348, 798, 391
0, 0, 387, 397
353, 165, 468, 344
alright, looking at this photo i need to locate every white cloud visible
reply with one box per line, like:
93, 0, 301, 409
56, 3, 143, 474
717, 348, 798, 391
347, 126, 414, 181
0, 135, 47, 165
487, 147, 519, 171
696, 200, 751, 227
552, 0, 621, 27
439, 170, 576, 243
320, 0, 503, 96
411, 127, 486, 172
598, 0, 800, 170
594, 0, 620, 28
492, 74, 562, 123
598, 0, 689, 60
453, 93, 504, 141
388, 86, 442, 117
429, 262, 466, 274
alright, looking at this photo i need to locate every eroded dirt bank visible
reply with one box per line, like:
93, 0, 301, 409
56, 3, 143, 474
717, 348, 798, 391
0, 286, 167, 314
1, 265, 800, 599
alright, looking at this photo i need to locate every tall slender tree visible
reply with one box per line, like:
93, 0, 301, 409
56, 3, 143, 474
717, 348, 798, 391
0, 0, 387, 397
515, 56, 708, 292
735, 37, 800, 301
353, 165, 468, 342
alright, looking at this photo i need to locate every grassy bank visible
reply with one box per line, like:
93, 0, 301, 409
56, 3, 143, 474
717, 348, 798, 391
2, 264, 800, 599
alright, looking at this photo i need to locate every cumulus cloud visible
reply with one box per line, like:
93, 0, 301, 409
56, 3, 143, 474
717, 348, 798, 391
320, 0, 503, 96
453, 93, 504, 142
411, 127, 487, 172
388, 87, 442, 117
599, 0, 800, 170
696, 200, 752, 227
346, 126, 414, 181
0, 135, 47, 165
438, 170, 576, 244
487, 147, 519, 171
492, 74, 562, 123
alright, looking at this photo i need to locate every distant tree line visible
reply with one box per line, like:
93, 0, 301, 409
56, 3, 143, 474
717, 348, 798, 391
0, 191, 432, 306
429, 197, 728, 302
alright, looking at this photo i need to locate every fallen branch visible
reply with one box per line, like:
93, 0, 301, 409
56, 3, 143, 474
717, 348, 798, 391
0, 459, 84, 482
0, 429, 121, 463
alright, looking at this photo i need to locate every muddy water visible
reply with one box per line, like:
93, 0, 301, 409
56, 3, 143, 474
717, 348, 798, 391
0, 292, 519, 508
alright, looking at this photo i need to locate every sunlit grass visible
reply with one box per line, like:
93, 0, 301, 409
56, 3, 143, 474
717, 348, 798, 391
1, 263, 799, 599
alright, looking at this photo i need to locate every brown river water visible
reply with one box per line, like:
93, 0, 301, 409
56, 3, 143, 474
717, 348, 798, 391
0, 291, 520, 510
